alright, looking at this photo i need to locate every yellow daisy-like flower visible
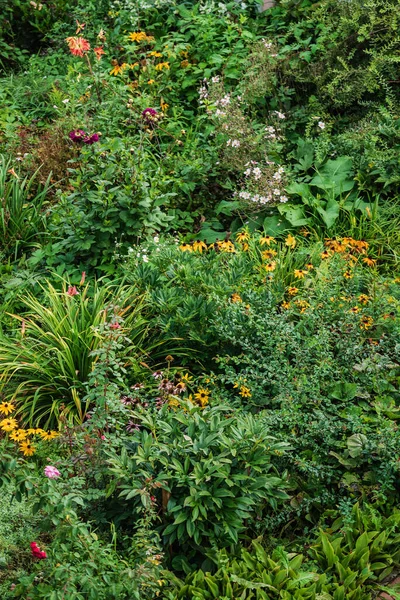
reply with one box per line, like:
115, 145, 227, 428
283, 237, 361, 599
231, 293, 242, 303
179, 243, 193, 252
160, 100, 169, 112
287, 287, 299, 296
168, 398, 180, 409
26, 428, 37, 435
110, 64, 126, 76
264, 262, 276, 272
281, 301, 291, 310
349, 306, 360, 314
363, 257, 377, 267
155, 62, 170, 71
0, 417, 18, 432
261, 249, 277, 259
10, 429, 28, 442
192, 240, 207, 253
194, 389, 210, 406
148, 79, 156, 85
0, 402, 15, 415
343, 270, 354, 279
236, 230, 250, 243
39, 430, 57, 441
358, 294, 370, 305
294, 269, 308, 279
285, 234, 296, 249
218, 240, 236, 253
239, 385, 252, 398
320, 250, 332, 260
305, 263, 314, 270
360, 315, 373, 330
259, 235, 275, 246
128, 31, 148, 42
19, 440, 36, 456
149, 51, 162, 57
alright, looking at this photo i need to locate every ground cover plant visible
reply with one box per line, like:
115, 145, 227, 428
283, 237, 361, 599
1, 0, 400, 598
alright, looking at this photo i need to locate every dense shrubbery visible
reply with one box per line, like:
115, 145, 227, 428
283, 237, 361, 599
1, 0, 400, 597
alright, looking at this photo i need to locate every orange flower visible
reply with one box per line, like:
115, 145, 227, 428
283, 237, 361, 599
231, 293, 242, 303
93, 46, 105, 60
66, 37, 90, 57
363, 257, 377, 267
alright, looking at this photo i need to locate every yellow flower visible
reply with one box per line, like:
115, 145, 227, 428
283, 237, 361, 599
35, 428, 46, 436
358, 294, 370, 305
179, 243, 193, 252
147, 79, 156, 85
192, 240, 207, 253
149, 51, 162, 57
10, 429, 27, 442
305, 263, 314, 270
349, 306, 360, 314
360, 315, 373, 330
259, 235, 275, 246
239, 385, 251, 398
281, 301, 291, 310
294, 299, 310, 313
194, 388, 210, 406
320, 250, 332, 259
26, 428, 37, 435
160, 100, 169, 112
231, 293, 242, 303
218, 240, 236, 253
236, 230, 250, 243
110, 64, 126, 76
181, 373, 193, 382
241, 242, 249, 252
294, 269, 308, 279
0, 417, 18, 432
264, 261, 276, 272
285, 234, 296, 249
0, 402, 15, 415
288, 287, 299, 296
168, 398, 180, 409
128, 31, 148, 42
39, 430, 59, 441
343, 270, 353, 279
155, 62, 170, 71
129, 62, 139, 69
19, 440, 36, 456
261, 249, 277, 259
363, 257, 377, 267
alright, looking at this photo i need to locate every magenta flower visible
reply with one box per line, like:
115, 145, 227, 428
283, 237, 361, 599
44, 466, 61, 479
30, 541, 47, 559
69, 130, 100, 144
142, 108, 159, 127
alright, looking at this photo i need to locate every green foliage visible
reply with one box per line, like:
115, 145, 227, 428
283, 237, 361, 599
0, 156, 50, 261
107, 405, 289, 553
0, 280, 147, 425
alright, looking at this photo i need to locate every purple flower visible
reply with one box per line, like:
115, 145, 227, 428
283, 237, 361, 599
69, 129, 86, 142
44, 466, 61, 479
142, 108, 158, 127
69, 130, 100, 144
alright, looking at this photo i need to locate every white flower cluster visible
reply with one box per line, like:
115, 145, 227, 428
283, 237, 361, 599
227, 139, 241, 147
238, 163, 288, 207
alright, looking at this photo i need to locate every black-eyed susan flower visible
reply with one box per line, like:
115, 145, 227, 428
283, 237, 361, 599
294, 269, 308, 279
349, 306, 360, 314
363, 257, 377, 267
192, 240, 207, 253
19, 440, 36, 456
264, 262, 276, 272
0, 402, 15, 415
0, 417, 18, 432
261, 249, 277, 259
259, 235, 275, 246
287, 287, 299, 296
239, 385, 251, 398
358, 294, 370, 305
360, 315, 373, 330
194, 389, 210, 406
320, 250, 332, 259
281, 301, 291, 310
343, 270, 353, 279
179, 243, 193, 252
10, 429, 28, 442
236, 230, 250, 243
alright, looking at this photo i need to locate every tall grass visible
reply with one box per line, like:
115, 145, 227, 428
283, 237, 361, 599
0, 156, 50, 260
0, 281, 147, 426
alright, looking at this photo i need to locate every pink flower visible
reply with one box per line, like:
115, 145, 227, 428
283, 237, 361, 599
67, 285, 79, 296
30, 542, 47, 559
109, 322, 121, 330
44, 466, 61, 479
